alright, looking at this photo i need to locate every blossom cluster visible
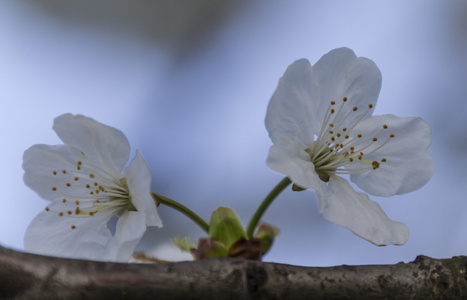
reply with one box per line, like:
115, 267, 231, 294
23, 48, 433, 262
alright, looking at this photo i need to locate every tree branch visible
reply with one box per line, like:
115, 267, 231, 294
1, 245, 466, 299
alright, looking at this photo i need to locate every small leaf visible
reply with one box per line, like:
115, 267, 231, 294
292, 183, 306, 192
191, 238, 228, 260
172, 236, 196, 253
228, 238, 262, 261
254, 222, 280, 255
209, 207, 247, 249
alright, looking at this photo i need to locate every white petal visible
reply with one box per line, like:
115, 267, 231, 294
265, 58, 320, 146
23, 144, 86, 201
266, 138, 326, 197
318, 175, 409, 246
24, 206, 111, 260
53, 114, 130, 176
312, 47, 382, 128
105, 211, 147, 262
350, 115, 434, 196
125, 151, 162, 227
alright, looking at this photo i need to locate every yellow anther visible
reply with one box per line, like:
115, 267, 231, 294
372, 161, 380, 169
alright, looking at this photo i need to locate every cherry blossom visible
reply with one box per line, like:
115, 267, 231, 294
23, 114, 161, 261
265, 47, 434, 245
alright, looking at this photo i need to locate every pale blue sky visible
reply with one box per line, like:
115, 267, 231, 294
1, 1, 466, 266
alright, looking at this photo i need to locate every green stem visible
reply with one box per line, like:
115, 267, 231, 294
152, 193, 209, 234
246, 177, 292, 238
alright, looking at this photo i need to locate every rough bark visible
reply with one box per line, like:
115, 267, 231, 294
1, 246, 466, 299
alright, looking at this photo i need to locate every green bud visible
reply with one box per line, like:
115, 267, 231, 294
209, 207, 247, 249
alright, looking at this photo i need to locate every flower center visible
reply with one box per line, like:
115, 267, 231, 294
46, 157, 135, 230
306, 97, 394, 182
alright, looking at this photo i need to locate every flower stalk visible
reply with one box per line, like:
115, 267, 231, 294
152, 193, 209, 234
246, 177, 292, 238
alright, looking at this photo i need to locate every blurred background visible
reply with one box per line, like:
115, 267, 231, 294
1, 0, 466, 267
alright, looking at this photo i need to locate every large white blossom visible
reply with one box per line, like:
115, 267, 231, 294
265, 47, 434, 245
23, 114, 162, 261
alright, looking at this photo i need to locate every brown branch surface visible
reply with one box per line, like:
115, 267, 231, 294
1, 245, 466, 299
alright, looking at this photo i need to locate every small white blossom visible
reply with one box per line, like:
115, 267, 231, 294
265, 48, 434, 245
23, 114, 162, 261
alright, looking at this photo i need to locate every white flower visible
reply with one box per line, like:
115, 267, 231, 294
23, 114, 162, 261
265, 48, 434, 246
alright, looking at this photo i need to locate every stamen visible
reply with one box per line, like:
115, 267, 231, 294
306, 97, 392, 181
